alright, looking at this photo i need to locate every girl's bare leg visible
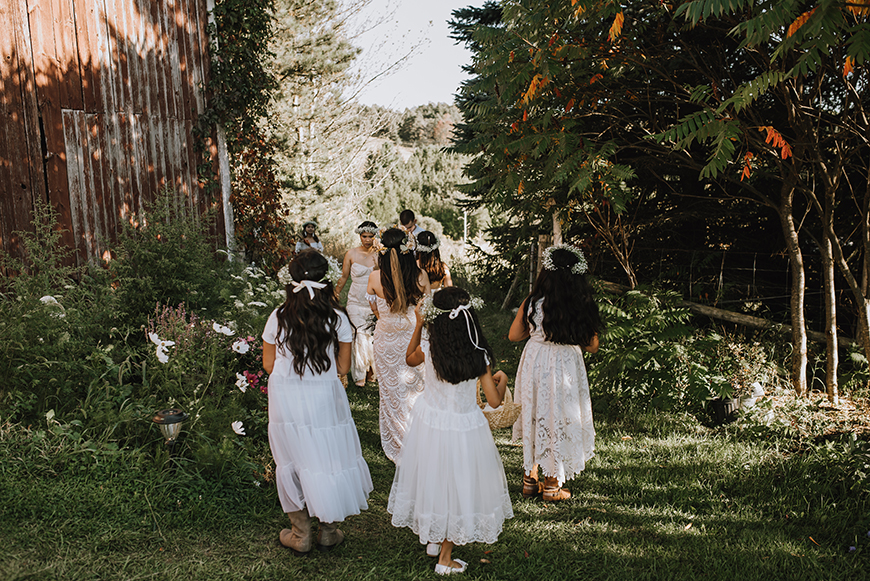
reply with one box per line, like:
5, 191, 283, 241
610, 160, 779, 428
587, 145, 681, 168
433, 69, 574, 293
437, 540, 460, 569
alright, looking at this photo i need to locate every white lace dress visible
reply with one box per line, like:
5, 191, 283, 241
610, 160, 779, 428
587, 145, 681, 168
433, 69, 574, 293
388, 344, 513, 545
511, 299, 595, 485
346, 263, 376, 385
263, 309, 373, 523
372, 296, 425, 462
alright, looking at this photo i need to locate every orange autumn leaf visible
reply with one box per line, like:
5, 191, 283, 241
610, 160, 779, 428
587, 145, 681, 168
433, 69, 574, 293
740, 151, 754, 181
509, 50, 515, 63
844, 56, 855, 77
608, 12, 625, 42
523, 109, 528, 122
787, 8, 815, 38
565, 98, 575, 113
518, 180, 525, 196
758, 126, 793, 159
847, 0, 870, 16
590, 73, 604, 84
522, 74, 548, 104
573, 0, 586, 18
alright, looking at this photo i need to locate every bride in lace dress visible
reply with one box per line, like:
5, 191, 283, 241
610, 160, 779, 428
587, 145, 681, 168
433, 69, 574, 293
508, 244, 604, 502
366, 227, 430, 462
336, 221, 379, 387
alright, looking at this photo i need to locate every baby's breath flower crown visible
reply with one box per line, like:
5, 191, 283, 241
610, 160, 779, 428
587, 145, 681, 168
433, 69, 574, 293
421, 293, 485, 324
276, 254, 342, 286
416, 236, 440, 253
355, 223, 379, 235
376, 224, 416, 255
542, 244, 588, 275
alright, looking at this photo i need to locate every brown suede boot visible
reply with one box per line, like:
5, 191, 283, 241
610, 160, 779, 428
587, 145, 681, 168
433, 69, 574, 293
316, 520, 345, 551
279, 508, 313, 555
542, 476, 571, 501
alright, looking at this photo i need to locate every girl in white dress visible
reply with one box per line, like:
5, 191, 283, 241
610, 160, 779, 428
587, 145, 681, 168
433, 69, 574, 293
389, 287, 513, 575
336, 221, 379, 386
509, 244, 604, 502
262, 250, 373, 555
366, 227, 430, 462
416, 231, 453, 290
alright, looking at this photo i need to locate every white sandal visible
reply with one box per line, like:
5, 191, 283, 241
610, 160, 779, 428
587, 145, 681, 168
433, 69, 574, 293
426, 542, 441, 557
434, 558, 467, 575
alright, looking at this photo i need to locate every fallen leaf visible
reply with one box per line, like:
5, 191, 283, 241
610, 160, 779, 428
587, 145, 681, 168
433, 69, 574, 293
480, 558, 491, 564
809, 537, 820, 546
621, 436, 632, 440
684, 522, 693, 530
524, 551, 530, 558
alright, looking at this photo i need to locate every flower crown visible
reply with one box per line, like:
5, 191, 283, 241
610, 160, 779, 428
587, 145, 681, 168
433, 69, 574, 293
421, 293, 484, 324
355, 223, 379, 235
542, 244, 588, 274
416, 236, 440, 253
277, 255, 342, 287
377, 224, 416, 255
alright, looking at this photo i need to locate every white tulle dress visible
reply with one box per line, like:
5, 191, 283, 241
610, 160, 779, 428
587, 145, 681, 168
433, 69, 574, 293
372, 296, 425, 462
346, 262, 377, 385
512, 299, 595, 485
388, 343, 513, 545
263, 308, 373, 523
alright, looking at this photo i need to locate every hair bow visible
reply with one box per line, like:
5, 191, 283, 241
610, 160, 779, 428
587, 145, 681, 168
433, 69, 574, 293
448, 304, 490, 364
291, 279, 326, 299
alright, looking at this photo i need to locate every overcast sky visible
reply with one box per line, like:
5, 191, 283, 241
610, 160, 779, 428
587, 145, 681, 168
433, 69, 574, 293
350, 0, 477, 110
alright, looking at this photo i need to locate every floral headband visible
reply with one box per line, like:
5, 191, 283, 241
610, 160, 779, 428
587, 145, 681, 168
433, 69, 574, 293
376, 224, 416, 255
277, 255, 342, 298
416, 236, 440, 253
355, 223, 379, 235
542, 244, 588, 275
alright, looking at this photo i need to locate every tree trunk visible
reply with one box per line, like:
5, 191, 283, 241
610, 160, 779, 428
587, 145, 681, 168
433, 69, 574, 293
553, 210, 562, 245
818, 231, 839, 404
778, 185, 808, 396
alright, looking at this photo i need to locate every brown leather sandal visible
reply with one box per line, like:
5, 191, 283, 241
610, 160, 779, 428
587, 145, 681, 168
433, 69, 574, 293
522, 474, 544, 498
542, 476, 571, 501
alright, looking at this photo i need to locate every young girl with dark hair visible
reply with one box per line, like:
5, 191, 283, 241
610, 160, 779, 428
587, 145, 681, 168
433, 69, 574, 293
263, 250, 373, 555
389, 287, 513, 575
508, 244, 604, 502
416, 231, 453, 290
366, 227, 430, 462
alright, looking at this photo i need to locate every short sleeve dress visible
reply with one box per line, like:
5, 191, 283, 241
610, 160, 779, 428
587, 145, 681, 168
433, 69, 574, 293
263, 308, 373, 523
388, 343, 513, 546
346, 262, 377, 385
511, 298, 595, 486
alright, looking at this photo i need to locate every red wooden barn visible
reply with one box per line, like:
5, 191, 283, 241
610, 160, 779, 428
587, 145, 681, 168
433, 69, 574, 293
0, 0, 230, 274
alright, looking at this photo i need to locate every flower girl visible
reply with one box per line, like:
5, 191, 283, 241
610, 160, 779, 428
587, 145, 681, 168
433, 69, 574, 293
262, 250, 373, 554
388, 287, 513, 575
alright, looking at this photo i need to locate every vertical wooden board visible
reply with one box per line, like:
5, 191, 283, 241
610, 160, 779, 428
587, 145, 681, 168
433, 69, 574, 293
136, 0, 156, 117
140, 113, 158, 200
71, 0, 101, 112
148, 113, 165, 194
85, 112, 112, 244
94, 0, 119, 113
63, 110, 94, 260
176, 0, 197, 120
124, 0, 146, 115
55, 0, 84, 110
116, 112, 136, 220
103, 0, 130, 112
162, 0, 181, 120
150, 0, 170, 120
189, 0, 209, 116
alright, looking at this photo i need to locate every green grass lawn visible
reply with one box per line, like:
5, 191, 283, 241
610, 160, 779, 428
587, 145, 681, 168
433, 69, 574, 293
1, 308, 868, 580
2, 377, 869, 581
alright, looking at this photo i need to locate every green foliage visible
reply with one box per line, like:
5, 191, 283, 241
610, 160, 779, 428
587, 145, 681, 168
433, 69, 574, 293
109, 190, 228, 330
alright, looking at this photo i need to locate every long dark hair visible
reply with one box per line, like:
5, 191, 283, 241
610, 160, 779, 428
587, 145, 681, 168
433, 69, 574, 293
378, 228, 424, 313
417, 231, 445, 284
428, 287, 494, 384
525, 247, 604, 346
276, 250, 351, 375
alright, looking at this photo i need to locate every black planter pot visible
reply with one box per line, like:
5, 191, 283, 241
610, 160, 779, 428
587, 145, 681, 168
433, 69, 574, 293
709, 397, 742, 426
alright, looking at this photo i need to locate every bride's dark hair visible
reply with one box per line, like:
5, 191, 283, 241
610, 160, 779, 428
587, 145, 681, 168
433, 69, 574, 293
378, 228, 424, 313
417, 231, 445, 284
276, 250, 352, 375
427, 287, 493, 384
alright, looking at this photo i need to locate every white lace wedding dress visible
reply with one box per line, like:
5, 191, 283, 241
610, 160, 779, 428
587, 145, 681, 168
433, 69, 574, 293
346, 262, 376, 385
388, 343, 513, 545
511, 298, 595, 485
372, 296, 425, 462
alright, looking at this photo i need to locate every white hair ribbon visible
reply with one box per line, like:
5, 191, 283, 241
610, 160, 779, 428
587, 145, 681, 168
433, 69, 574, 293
448, 304, 490, 365
291, 279, 326, 299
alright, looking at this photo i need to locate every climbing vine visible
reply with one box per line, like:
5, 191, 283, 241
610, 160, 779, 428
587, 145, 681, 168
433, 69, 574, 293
196, 0, 292, 274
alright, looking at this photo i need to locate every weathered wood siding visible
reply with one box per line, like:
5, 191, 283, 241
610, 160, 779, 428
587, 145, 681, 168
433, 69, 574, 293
0, 0, 222, 273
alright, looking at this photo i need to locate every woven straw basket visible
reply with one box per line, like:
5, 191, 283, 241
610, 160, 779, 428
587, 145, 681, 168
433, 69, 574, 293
476, 379, 522, 431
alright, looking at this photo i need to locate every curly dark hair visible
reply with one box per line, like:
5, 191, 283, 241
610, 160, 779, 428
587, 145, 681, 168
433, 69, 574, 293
378, 228, 424, 313
525, 247, 604, 346
275, 250, 353, 376
417, 231, 445, 284
428, 287, 494, 384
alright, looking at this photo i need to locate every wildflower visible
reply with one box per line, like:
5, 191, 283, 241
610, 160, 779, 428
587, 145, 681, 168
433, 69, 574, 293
849, 546, 856, 553
148, 332, 161, 345
248, 301, 267, 308
232, 339, 250, 354
234, 300, 245, 309
40, 295, 66, 318
40, 295, 59, 304
156, 345, 171, 363
235, 373, 249, 392
212, 322, 235, 336
231, 421, 245, 435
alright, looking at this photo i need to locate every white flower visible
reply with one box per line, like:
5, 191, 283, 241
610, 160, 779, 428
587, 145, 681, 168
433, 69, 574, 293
156, 344, 171, 363
235, 373, 249, 392
40, 295, 66, 318
148, 332, 161, 345
212, 322, 235, 336
232, 339, 251, 354
234, 300, 245, 309
247, 301, 267, 308
231, 421, 246, 435
40, 295, 58, 304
